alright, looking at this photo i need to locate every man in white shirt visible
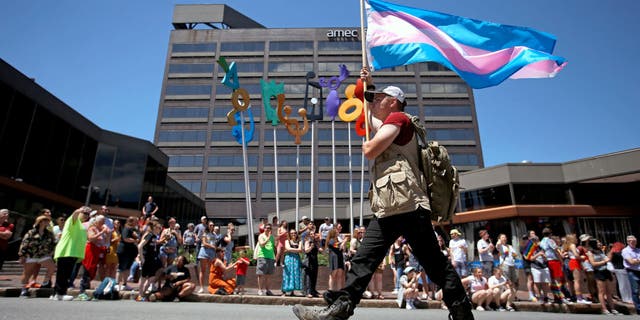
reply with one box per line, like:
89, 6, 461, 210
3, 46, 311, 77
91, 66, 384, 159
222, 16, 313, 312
622, 235, 640, 314
319, 217, 333, 247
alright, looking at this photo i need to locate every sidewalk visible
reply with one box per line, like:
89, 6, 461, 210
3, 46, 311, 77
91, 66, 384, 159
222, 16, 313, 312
0, 273, 635, 315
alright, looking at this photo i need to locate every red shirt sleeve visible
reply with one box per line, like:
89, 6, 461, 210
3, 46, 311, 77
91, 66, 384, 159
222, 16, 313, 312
382, 112, 414, 146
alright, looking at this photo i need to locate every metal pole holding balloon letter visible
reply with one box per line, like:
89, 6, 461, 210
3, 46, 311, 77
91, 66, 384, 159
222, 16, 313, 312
339, 83, 364, 234
218, 57, 256, 248
277, 97, 309, 225
319, 65, 349, 225
261, 79, 286, 221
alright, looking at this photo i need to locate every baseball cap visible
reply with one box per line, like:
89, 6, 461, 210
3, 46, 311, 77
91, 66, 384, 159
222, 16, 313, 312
450, 229, 462, 236
301, 216, 309, 221
364, 86, 406, 104
404, 266, 416, 274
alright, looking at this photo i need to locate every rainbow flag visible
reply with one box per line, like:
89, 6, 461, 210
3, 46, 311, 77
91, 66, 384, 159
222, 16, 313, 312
523, 239, 539, 260
365, 0, 567, 89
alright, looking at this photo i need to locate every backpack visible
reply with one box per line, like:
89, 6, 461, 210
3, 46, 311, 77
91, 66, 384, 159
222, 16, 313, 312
405, 113, 460, 223
93, 277, 120, 300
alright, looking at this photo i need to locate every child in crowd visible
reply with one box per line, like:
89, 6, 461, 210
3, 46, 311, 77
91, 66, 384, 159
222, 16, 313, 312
235, 250, 250, 294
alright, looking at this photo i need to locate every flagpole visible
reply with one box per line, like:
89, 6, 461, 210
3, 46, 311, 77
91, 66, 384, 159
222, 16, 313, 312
360, 0, 370, 141
359, 137, 365, 227
331, 120, 337, 225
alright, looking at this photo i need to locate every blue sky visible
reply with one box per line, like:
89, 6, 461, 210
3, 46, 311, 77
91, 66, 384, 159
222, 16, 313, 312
1, 0, 638, 167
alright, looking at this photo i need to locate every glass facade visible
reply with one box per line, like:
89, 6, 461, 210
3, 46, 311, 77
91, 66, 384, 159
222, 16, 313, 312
0, 60, 205, 242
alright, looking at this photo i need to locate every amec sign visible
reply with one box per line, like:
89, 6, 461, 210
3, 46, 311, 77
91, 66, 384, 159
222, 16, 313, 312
326, 29, 359, 39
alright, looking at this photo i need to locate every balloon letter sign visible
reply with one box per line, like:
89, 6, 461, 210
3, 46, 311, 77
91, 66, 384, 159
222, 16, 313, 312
217, 57, 255, 144
319, 65, 350, 120
261, 79, 285, 126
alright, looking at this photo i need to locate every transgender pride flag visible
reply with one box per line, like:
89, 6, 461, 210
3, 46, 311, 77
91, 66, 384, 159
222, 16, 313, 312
365, 0, 567, 89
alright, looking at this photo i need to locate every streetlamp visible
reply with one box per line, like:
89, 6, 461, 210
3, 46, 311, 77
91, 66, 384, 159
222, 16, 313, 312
303, 71, 323, 222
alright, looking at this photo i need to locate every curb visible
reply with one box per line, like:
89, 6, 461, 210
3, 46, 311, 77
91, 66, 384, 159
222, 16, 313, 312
0, 287, 635, 315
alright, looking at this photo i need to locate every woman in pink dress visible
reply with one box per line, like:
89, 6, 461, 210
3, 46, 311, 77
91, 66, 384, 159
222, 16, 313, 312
275, 220, 288, 266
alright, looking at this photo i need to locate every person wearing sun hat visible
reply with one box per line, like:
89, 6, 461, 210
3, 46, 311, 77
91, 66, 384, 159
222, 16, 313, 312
449, 229, 469, 277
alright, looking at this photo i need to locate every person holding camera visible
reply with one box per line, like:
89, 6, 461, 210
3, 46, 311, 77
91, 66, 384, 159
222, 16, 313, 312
159, 217, 182, 268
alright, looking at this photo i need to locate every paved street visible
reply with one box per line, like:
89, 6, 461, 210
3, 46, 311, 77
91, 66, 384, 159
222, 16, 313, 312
0, 298, 629, 320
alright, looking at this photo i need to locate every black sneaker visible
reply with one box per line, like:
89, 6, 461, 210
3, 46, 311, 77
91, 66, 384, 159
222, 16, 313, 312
323, 290, 346, 305
20, 289, 29, 298
293, 295, 354, 320
41, 281, 52, 288
448, 297, 474, 320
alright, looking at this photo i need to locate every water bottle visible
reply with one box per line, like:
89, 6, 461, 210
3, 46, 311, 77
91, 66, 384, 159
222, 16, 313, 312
130, 290, 136, 300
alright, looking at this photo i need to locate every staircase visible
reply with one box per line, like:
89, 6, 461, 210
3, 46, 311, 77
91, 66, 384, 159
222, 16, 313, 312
0, 261, 30, 276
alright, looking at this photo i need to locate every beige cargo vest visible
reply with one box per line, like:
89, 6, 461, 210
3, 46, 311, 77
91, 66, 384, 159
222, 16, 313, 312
369, 132, 430, 218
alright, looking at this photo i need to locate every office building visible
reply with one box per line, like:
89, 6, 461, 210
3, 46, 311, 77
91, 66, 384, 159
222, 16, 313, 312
155, 4, 484, 224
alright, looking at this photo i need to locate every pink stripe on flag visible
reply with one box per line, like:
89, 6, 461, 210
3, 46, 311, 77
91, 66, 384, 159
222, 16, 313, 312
368, 11, 562, 77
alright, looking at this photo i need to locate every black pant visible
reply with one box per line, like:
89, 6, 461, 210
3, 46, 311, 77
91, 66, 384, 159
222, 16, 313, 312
55, 257, 77, 295
342, 208, 467, 307
303, 261, 319, 295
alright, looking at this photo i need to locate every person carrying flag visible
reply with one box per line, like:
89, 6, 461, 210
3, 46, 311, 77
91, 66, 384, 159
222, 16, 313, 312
292, 68, 473, 320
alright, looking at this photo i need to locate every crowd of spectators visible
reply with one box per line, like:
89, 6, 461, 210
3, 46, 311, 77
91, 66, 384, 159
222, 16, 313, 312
4, 204, 640, 315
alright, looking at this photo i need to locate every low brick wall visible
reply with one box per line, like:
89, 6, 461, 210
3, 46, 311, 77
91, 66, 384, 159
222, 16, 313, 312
185, 264, 398, 292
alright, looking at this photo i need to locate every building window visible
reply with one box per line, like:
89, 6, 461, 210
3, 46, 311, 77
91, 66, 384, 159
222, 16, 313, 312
404, 106, 419, 115
318, 128, 351, 141
449, 153, 479, 166
165, 85, 211, 96
427, 129, 475, 141
263, 153, 311, 167
425, 105, 472, 117
232, 62, 264, 73
168, 63, 215, 74
158, 130, 207, 142
513, 184, 570, 205
208, 154, 258, 167
264, 129, 311, 142
421, 83, 468, 94
215, 83, 262, 96
172, 43, 216, 53
269, 41, 314, 51
207, 180, 256, 193
372, 83, 417, 94
317, 62, 361, 73
169, 155, 204, 167
318, 41, 361, 51
211, 130, 235, 142
460, 185, 512, 212
269, 62, 314, 73
177, 180, 202, 194
262, 179, 310, 193
283, 84, 307, 94
162, 107, 209, 118
318, 154, 367, 167
319, 179, 368, 193
220, 42, 265, 52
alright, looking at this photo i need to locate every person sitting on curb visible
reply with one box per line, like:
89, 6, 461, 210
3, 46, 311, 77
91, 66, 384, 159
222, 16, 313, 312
397, 266, 420, 310
149, 255, 196, 302
208, 248, 238, 295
